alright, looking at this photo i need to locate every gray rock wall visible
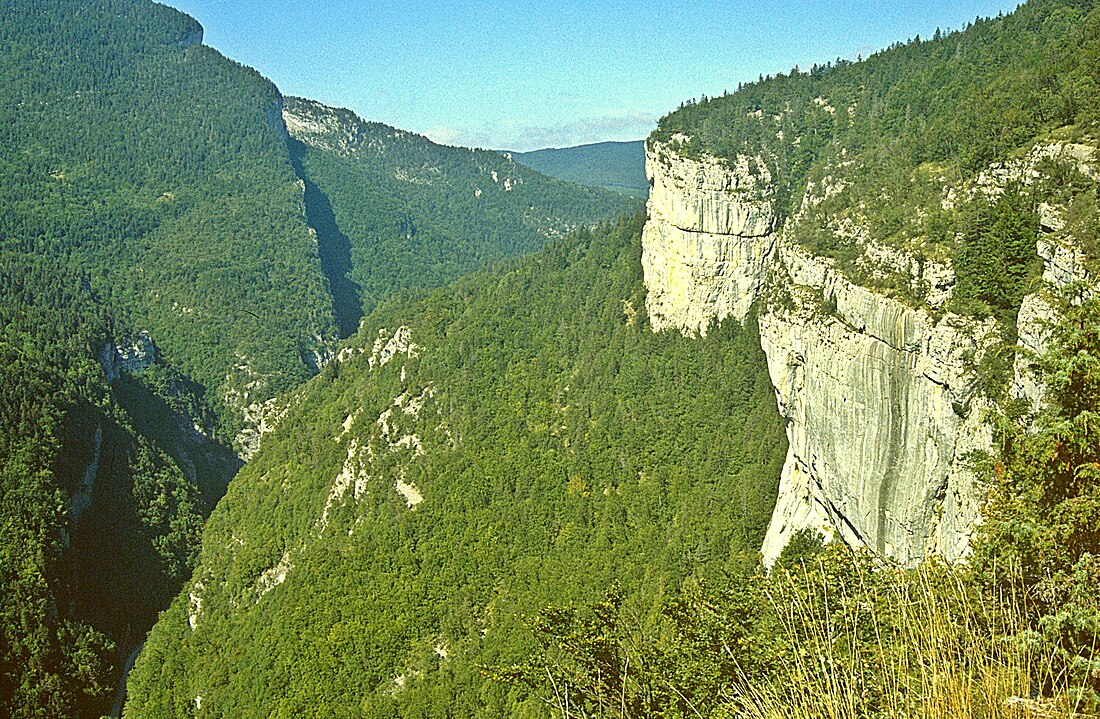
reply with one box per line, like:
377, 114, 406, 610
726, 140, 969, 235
642, 140, 777, 334
639, 139, 1091, 565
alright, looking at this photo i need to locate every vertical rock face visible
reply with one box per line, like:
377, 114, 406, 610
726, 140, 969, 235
1012, 233, 1093, 410
98, 331, 157, 384
641, 140, 778, 334
640, 141, 1008, 565
755, 258, 997, 564
70, 421, 103, 523
178, 24, 203, 48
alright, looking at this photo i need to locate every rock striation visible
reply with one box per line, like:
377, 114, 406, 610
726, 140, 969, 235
754, 255, 998, 565
640, 139, 1094, 566
642, 140, 777, 334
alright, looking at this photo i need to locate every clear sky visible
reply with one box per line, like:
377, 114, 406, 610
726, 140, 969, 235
164, 0, 1024, 151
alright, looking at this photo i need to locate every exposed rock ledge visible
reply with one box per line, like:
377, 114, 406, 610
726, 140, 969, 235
640, 139, 1091, 566
98, 331, 156, 384
642, 141, 778, 333
755, 251, 998, 565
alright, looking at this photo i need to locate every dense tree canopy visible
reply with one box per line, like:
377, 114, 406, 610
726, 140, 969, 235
124, 215, 788, 718
0, 3, 636, 717
285, 97, 642, 328
7, 0, 1100, 716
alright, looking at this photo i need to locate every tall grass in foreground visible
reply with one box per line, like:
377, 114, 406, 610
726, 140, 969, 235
496, 546, 1098, 719
720, 557, 1091, 719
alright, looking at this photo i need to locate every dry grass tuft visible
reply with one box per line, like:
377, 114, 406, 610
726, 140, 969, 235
716, 560, 1094, 719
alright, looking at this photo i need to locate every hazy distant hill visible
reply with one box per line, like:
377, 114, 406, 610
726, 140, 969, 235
508, 140, 649, 198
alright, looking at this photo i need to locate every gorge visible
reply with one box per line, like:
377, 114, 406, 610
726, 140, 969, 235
3, 0, 1100, 717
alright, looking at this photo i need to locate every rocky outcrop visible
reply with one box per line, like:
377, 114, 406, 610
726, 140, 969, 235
98, 331, 156, 383
755, 248, 998, 564
1012, 234, 1092, 410
642, 140, 778, 334
282, 97, 419, 158
234, 396, 290, 462
639, 140, 1077, 566
178, 24, 203, 48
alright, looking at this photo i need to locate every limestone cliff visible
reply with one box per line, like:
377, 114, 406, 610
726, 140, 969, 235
641, 138, 1097, 566
642, 139, 777, 333
754, 251, 997, 565
98, 330, 157, 384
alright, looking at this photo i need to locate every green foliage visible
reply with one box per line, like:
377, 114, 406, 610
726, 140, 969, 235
974, 289, 1100, 705
498, 286, 1100, 719
287, 97, 642, 323
503, 543, 1096, 719
509, 141, 649, 198
0, 0, 338, 407
501, 546, 1042, 719
772, 528, 827, 571
0, 252, 213, 718
12, 1, 1099, 718
658, 0, 1100, 203
0, 1, 327, 714
655, 0, 1100, 308
487, 583, 666, 719
952, 186, 1043, 325
2, 4, 639, 716
124, 216, 788, 718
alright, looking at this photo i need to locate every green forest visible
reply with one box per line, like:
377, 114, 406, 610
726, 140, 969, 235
655, 0, 1100, 318
508, 141, 649, 199
285, 96, 641, 332
655, 0, 1100, 207
123, 215, 788, 718
482, 284, 1100, 719
0, 1, 328, 712
125, 0, 1100, 716
0, 0, 337, 405
4, 0, 1100, 716
0, 2, 635, 716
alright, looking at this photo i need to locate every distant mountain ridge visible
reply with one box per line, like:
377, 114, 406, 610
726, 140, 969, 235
284, 97, 642, 326
507, 140, 649, 198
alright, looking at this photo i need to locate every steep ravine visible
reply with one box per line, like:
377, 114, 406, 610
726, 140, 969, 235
86, 340, 241, 717
287, 137, 364, 339
641, 138, 1097, 565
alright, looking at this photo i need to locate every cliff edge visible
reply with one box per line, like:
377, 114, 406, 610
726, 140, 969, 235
641, 137, 1097, 565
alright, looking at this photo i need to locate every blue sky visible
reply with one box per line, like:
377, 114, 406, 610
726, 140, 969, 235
165, 0, 1024, 151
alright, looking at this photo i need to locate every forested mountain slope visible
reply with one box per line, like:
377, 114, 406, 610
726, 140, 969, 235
123, 215, 788, 718
284, 97, 642, 333
0, 0, 337, 410
127, 0, 1100, 716
0, 1, 334, 713
508, 140, 649, 198
653, 0, 1100, 263
0, 3, 638, 716
567, 0, 1097, 714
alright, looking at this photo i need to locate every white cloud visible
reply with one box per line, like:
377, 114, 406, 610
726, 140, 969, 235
425, 111, 658, 152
